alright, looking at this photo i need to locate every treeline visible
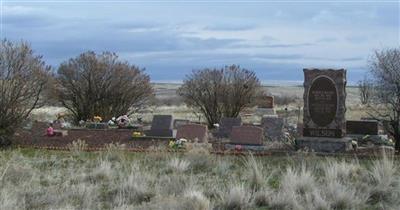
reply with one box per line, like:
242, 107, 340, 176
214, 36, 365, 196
0, 40, 263, 146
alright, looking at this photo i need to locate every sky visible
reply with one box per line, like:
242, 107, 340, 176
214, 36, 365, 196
1, 0, 399, 84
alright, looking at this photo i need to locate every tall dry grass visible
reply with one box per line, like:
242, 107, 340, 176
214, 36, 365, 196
0, 147, 398, 210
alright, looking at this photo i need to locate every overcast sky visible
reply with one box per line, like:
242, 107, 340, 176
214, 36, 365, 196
2, 0, 399, 84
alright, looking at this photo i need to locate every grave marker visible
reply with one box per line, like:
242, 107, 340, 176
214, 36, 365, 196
176, 124, 208, 142
146, 115, 173, 137
216, 117, 242, 138
261, 116, 284, 141
296, 69, 352, 153
230, 126, 263, 145
346, 120, 378, 135
302, 69, 346, 137
173, 119, 190, 129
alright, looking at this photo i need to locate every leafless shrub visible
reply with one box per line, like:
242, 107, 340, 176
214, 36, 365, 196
56, 51, 153, 123
358, 76, 374, 105
177, 65, 261, 128
0, 39, 50, 146
368, 48, 400, 150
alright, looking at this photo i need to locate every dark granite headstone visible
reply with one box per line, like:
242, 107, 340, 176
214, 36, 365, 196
261, 116, 284, 141
302, 69, 347, 138
151, 115, 173, 130
146, 115, 173, 137
173, 119, 190, 129
176, 124, 208, 142
297, 69, 351, 153
346, 120, 378, 135
230, 126, 263, 145
216, 117, 242, 138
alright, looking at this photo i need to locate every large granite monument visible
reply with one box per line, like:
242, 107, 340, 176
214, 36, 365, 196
296, 69, 352, 152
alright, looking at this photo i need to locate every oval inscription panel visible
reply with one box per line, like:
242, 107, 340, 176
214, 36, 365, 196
308, 76, 337, 127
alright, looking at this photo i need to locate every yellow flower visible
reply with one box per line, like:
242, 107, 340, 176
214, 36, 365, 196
169, 140, 175, 148
132, 131, 143, 137
93, 116, 102, 122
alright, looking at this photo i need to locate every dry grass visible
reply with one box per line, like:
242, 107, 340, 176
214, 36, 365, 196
0, 147, 399, 209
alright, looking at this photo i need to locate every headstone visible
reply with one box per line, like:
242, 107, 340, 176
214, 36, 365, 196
146, 115, 173, 137
176, 124, 208, 142
261, 116, 284, 141
151, 115, 173, 130
173, 119, 190, 129
216, 117, 242, 138
346, 120, 378, 135
230, 126, 263, 145
296, 69, 352, 153
302, 69, 346, 137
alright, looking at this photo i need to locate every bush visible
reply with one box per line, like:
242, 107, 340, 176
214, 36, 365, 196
0, 40, 50, 147
56, 51, 153, 123
177, 65, 261, 128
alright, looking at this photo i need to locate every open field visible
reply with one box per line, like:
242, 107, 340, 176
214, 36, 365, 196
0, 147, 399, 210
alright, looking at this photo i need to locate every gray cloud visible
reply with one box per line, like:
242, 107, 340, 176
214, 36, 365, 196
204, 23, 257, 31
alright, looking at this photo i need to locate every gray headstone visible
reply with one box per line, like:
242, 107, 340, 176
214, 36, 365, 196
230, 126, 263, 145
346, 120, 378, 135
216, 117, 242, 138
147, 115, 173, 137
302, 69, 346, 138
261, 116, 284, 141
173, 119, 190, 129
176, 124, 208, 142
151, 115, 173, 130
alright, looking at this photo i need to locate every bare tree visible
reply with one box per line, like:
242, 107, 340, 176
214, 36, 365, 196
358, 76, 373, 105
368, 48, 400, 150
0, 39, 50, 146
57, 51, 153, 123
177, 65, 261, 128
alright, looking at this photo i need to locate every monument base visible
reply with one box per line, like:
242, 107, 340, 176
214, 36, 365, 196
295, 137, 353, 153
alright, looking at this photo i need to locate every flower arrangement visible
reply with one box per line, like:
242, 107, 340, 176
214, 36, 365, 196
93, 116, 102, 122
169, 138, 187, 149
132, 131, 144, 138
